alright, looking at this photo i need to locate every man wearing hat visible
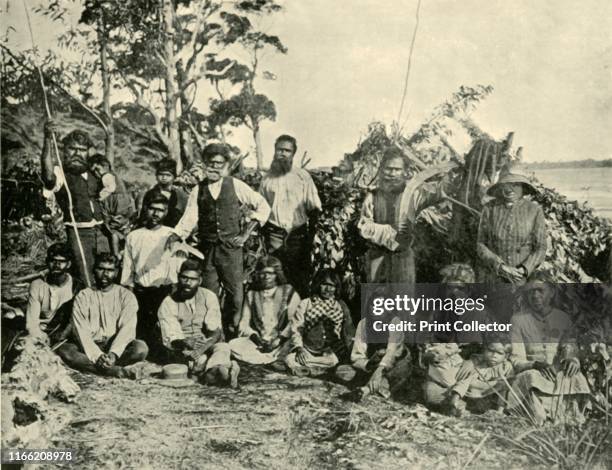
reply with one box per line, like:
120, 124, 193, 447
166, 144, 270, 336
476, 173, 547, 285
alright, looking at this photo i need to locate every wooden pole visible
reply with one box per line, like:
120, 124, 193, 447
22, 0, 91, 287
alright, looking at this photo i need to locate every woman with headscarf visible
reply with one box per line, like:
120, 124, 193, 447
507, 274, 591, 424
476, 173, 547, 285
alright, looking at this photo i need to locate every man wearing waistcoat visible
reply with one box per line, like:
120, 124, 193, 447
166, 144, 270, 336
358, 147, 448, 284
41, 119, 108, 287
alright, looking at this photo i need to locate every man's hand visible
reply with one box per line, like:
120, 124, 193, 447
44, 118, 61, 137
562, 358, 581, 377
533, 360, 556, 381
228, 233, 249, 248
165, 233, 182, 251
367, 365, 385, 394
96, 352, 117, 370
456, 360, 475, 381
295, 347, 308, 366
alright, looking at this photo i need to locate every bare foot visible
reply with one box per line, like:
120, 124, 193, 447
229, 360, 240, 389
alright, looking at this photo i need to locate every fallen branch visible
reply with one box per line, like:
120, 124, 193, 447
4, 269, 48, 284
460, 433, 489, 469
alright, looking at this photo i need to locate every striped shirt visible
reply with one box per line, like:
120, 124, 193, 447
477, 198, 547, 283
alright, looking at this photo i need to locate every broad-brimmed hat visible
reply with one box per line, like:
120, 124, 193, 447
486, 173, 538, 197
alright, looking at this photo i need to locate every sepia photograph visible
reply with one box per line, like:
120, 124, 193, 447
1, 0, 611, 468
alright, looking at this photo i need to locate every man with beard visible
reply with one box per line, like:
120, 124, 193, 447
1, 244, 78, 365
358, 147, 448, 284
121, 194, 184, 351
260, 135, 321, 297
25, 243, 80, 341
41, 120, 108, 286
158, 259, 239, 387
166, 144, 270, 336
56, 253, 148, 379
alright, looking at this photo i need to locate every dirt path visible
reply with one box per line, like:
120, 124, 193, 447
41, 363, 539, 469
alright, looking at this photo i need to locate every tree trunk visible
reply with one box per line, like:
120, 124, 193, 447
252, 120, 263, 170
176, 62, 194, 168
162, 0, 182, 174
98, 27, 115, 163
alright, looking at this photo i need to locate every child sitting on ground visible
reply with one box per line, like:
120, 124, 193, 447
422, 342, 473, 416
89, 154, 135, 259
464, 339, 515, 413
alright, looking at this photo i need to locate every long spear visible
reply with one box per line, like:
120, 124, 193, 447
22, 0, 92, 287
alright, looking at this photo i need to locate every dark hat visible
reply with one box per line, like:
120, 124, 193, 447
486, 173, 538, 197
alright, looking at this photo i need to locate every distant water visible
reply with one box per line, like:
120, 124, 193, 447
520, 167, 612, 220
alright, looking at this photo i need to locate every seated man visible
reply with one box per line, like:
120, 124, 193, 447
229, 256, 300, 364
56, 253, 148, 379
2, 243, 78, 364
335, 314, 411, 399
158, 259, 239, 387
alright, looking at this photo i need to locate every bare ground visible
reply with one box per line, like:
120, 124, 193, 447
36, 362, 545, 470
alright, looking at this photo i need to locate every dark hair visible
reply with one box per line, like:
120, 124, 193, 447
89, 153, 111, 169
275, 134, 297, 154
311, 269, 341, 298
179, 259, 203, 275
483, 333, 512, 355
62, 130, 93, 149
46, 243, 71, 261
156, 159, 177, 176
201, 143, 232, 163
254, 255, 288, 287
381, 146, 410, 171
146, 193, 170, 208
94, 252, 117, 268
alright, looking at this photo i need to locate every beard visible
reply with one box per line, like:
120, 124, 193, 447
269, 158, 292, 176
381, 179, 406, 194
65, 160, 88, 174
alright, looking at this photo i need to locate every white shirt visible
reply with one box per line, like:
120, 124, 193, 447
260, 168, 322, 232
157, 287, 222, 348
120, 226, 182, 288
173, 177, 271, 239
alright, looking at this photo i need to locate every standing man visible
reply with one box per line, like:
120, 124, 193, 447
56, 253, 148, 379
41, 120, 107, 286
260, 135, 322, 297
139, 159, 189, 227
121, 194, 183, 350
358, 147, 448, 284
166, 144, 270, 335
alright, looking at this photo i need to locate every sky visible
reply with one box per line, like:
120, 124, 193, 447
3, 0, 612, 168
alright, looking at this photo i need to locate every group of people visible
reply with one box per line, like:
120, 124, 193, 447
12, 120, 608, 422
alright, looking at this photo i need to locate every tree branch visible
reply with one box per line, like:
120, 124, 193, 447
1, 44, 108, 133
179, 59, 236, 94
